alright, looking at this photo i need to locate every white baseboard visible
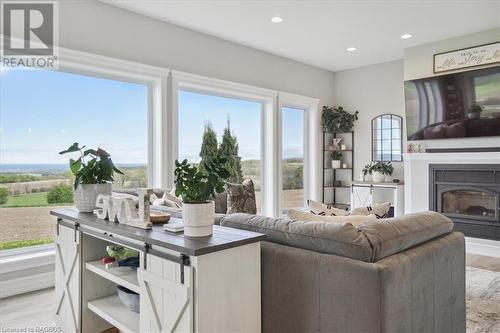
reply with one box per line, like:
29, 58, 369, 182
465, 237, 500, 258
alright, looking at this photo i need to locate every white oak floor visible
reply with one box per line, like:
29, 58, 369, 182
1, 254, 499, 331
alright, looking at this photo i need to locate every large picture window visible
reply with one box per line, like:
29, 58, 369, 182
0, 68, 148, 250
281, 106, 305, 210
178, 90, 262, 211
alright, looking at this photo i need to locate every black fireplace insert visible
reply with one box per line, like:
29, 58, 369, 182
429, 164, 500, 240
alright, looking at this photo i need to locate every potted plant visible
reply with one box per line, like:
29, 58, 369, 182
370, 161, 394, 183
322, 106, 359, 133
174, 158, 229, 237
330, 151, 342, 169
361, 163, 372, 181
467, 104, 483, 119
59, 142, 123, 212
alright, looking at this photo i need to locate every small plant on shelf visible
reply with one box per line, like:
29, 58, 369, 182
330, 151, 342, 169
321, 105, 359, 133
370, 161, 393, 183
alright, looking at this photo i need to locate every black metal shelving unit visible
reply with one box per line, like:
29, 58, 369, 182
321, 131, 354, 208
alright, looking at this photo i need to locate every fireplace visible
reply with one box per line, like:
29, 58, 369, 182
429, 164, 500, 240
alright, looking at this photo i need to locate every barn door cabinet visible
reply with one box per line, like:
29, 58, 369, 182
52, 208, 264, 333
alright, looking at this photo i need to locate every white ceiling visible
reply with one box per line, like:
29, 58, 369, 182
104, 0, 500, 72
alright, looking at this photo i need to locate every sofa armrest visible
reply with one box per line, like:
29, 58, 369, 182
357, 211, 454, 262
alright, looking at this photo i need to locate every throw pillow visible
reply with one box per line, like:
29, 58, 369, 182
308, 199, 349, 216
287, 209, 377, 226
162, 191, 182, 207
226, 179, 257, 214
350, 202, 391, 219
152, 198, 180, 208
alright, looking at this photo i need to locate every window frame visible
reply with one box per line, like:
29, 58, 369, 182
171, 71, 277, 216
278, 92, 320, 214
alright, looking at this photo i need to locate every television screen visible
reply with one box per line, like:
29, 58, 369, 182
404, 66, 500, 140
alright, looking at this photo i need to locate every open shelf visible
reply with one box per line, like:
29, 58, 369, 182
86, 260, 140, 293
88, 295, 139, 333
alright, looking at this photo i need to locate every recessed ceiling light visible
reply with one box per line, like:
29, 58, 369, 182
346, 47, 357, 52
271, 16, 283, 23
400, 33, 413, 39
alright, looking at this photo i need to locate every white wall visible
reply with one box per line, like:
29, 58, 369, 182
404, 28, 500, 150
331, 60, 405, 180
58, 0, 335, 104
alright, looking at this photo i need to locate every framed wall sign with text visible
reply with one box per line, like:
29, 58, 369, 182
433, 42, 500, 73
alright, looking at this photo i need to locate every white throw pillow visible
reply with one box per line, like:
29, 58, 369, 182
307, 199, 349, 216
350, 202, 391, 219
287, 209, 377, 226
162, 191, 182, 207
152, 198, 181, 208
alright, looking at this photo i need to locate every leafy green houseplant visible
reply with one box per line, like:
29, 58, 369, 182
59, 142, 123, 212
322, 106, 359, 133
330, 151, 342, 169
370, 161, 393, 183
174, 158, 229, 237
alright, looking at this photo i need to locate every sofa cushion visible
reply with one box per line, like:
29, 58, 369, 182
287, 209, 377, 226
357, 211, 454, 261
307, 199, 349, 216
220, 213, 373, 262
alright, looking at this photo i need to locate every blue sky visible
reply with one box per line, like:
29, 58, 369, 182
1, 68, 304, 165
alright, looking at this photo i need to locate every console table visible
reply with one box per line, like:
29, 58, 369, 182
51, 208, 265, 333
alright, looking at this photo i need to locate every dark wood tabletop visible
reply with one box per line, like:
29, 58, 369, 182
51, 208, 265, 256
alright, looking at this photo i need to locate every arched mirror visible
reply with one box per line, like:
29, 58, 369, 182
372, 114, 402, 162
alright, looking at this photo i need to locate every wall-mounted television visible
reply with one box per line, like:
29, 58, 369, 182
404, 66, 500, 140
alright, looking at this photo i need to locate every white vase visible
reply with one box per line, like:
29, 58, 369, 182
371, 171, 386, 183
331, 160, 341, 169
182, 201, 215, 237
74, 183, 112, 212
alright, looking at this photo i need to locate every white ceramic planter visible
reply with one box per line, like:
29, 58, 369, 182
331, 160, 341, 169
182, 201, 215, 237
371, 171, 386, 183
74, 183, 112, 212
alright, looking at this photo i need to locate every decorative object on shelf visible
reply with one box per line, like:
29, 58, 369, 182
361, 163, 372, 182
321, 106, 359, 133
467, 104, 483, 119
163, 218, 185, 233
392, 178, 400, 183
370, 161, 394, 183
150, 212, 170, 223
174, 158, 229, 237
59, 142, 123, 212
340, 144, 347, 150
433, 42, 500, 73
117, 285, 140, 313
95, 188, 154, 229
106, 245, 138, 260
330, 151, 342, 169
342, 163, 348, 169
332, 138, 342, 149
406, 142, 421, 153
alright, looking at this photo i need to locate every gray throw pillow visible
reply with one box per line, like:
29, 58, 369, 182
226, 179, 257, 214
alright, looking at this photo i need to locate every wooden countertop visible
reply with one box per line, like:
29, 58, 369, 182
51, 208, 265, 256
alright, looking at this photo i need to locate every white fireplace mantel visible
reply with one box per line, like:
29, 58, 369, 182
404, 151, 500, 257
404, 152, 500, 213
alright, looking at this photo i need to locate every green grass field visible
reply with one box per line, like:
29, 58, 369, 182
0, 192, 49, 207
0, 237, 53, 250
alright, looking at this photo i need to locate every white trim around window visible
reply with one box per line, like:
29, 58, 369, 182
277, 92, 320, 213
56, 47, 170, 188
170, 70, 278, 216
